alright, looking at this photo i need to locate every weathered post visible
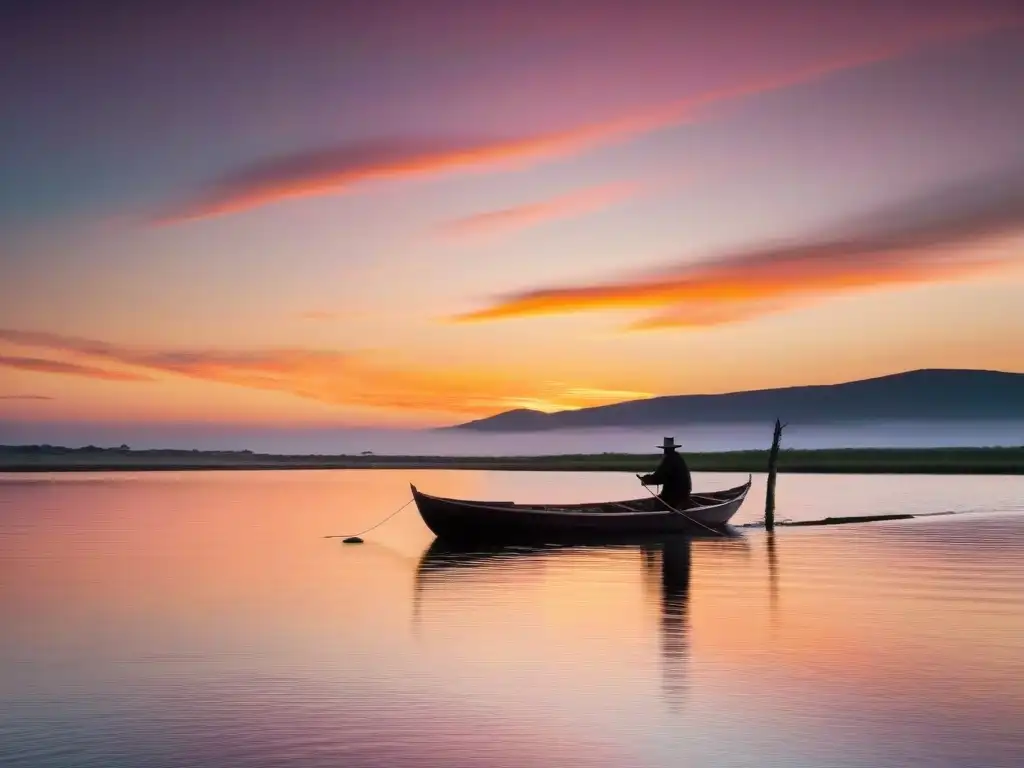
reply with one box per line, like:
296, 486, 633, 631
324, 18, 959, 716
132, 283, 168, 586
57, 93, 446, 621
765, 418, 784, 531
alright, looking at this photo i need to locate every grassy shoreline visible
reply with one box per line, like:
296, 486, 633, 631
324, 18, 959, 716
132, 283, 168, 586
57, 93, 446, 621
1, 446, 1021, 474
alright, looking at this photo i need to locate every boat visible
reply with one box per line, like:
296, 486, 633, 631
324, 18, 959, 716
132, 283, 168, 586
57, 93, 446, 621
409, 476, 752, 543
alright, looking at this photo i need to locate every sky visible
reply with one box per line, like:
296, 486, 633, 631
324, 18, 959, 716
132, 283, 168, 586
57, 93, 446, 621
1, 0, 1023, 437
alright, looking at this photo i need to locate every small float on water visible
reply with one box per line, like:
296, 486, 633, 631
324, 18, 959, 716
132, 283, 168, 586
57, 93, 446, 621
410, 476, 752, 544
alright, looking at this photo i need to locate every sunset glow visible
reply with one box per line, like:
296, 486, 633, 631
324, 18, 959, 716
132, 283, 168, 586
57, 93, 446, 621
2, 1, 1023, 436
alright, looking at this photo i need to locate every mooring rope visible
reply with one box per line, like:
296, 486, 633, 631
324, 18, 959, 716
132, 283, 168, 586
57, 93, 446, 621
324, 497, 414, 539
640, 483, 726, 536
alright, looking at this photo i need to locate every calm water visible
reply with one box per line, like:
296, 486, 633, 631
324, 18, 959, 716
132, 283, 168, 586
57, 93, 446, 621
2, 470, 1023, 768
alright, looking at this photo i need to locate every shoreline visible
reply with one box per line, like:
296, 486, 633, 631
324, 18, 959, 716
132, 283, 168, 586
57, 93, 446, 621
2, 446, 1021, 474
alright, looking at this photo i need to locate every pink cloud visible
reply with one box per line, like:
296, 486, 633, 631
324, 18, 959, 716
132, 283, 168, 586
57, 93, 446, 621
451, 165, 1024, 328
155, 16, 1019, 224
0, 355, 154, 382
438, 182, 641, 241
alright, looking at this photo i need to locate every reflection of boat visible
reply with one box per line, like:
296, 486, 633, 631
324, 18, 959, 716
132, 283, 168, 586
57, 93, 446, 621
413, 535, 745, 614
415, 534, 739, 580
413, 534, 750, 711
410, 477, 752, 544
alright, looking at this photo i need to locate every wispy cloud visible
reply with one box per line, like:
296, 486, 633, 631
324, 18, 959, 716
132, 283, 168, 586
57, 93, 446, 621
450, 166, 1024, 329
298, 310, 345, 322
438, 182, 641, 242
0, 394, 55, 401
295, 309, 374, 323
0, 330, 643, 415
0, 355, 154, 382
156, 17, 1018, 224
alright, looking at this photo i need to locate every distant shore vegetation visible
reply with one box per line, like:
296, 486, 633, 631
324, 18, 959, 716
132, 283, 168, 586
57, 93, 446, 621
1, 444, 1021, 474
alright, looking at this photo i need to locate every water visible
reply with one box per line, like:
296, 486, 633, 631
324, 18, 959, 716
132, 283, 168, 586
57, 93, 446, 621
1, 470, 1023, 767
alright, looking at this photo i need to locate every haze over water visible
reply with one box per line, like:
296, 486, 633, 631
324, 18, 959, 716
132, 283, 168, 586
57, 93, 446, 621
4, 419, 1024, 455
2, 469, 1023, 767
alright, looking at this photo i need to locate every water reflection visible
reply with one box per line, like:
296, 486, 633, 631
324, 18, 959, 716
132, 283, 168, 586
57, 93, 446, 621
641, 539, 691, 708
3, 470, 1024, 768
414, 534, 752, 712
767, 531, 779, 622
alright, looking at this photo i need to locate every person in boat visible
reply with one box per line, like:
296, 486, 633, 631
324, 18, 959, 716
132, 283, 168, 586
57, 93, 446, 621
639, 437, 693, 509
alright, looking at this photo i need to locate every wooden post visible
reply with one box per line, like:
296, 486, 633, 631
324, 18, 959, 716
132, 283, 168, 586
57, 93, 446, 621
765, 418, 784, 531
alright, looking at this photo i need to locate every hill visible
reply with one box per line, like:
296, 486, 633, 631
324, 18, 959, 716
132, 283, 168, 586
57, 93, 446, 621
447, 369, 1024, 432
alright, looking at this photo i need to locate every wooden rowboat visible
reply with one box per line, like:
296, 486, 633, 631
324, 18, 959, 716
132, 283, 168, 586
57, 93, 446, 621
410, 476, 752, 543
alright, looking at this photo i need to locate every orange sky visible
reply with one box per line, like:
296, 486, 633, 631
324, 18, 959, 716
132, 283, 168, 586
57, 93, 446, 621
2, 3, 1023, 431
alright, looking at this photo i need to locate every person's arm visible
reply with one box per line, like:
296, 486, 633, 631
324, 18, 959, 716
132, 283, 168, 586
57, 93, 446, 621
639, 458, 668, 485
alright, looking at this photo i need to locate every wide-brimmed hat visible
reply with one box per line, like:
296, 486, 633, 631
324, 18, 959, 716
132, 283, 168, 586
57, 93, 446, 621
658, 436, 681, 450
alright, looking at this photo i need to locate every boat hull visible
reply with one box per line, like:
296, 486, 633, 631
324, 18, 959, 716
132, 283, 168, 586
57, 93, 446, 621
410, 478, 751, 544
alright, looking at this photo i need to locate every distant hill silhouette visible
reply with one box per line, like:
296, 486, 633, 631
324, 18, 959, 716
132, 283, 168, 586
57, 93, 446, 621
447, 369, 1024, 432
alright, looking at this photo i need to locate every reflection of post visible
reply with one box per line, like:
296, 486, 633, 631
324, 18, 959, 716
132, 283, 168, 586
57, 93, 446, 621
767, 532, 779, 623
660, 538, 692, 710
